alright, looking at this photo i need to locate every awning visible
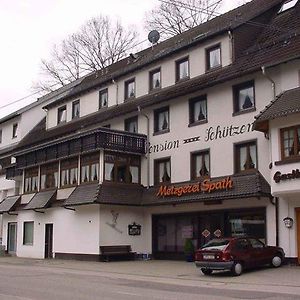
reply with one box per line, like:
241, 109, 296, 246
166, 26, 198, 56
0, 195, 21, 214
24, 190, 57, 210
64, 183, 100, 207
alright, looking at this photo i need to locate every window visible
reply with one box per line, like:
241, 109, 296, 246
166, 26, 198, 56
280, 125, 300, 159
176, 57, 189, 81
23, 221, 34, 245
99, 89, 108, 109
191, 150, 210, 180
0, 129, 2, 143
40, 163, 58, 190
81, 153, 99, 183
72, 100, 80, 119
24, 168, 39, 193
102, 124, 111, 129
278, 0, 298, 13
124, 116, 138, 133
104, 152, 140, 184
154, 106, 169, 134
57, 106, 67, 124
248, 238, 264, 249
206, 44, 221, 70
149, 68, 161, 90
154, 158, 171, 185
61, 158, 78, 187
233, 81, 255, 114
125, 78, 135, 100
12, 123, 18, 138
235, 141, 257, 173
189, 96, 207, 125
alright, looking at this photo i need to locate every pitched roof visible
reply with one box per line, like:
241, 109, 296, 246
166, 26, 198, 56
24, 190, 57, 210
254, 86, 300, 132
0, 195, 21, 214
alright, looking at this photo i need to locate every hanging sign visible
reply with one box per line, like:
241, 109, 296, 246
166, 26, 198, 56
128, 222, 141, 236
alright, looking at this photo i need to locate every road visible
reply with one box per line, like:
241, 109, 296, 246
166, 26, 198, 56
0, 259, 299, 300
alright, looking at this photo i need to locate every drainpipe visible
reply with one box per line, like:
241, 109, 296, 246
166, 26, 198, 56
137, 106, 150, 189
275, 197, 279, 247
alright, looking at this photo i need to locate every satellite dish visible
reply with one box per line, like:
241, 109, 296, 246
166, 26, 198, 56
148, 30, 160, 44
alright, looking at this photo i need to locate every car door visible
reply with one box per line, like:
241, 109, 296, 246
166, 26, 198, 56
248, 238, 267, 266
231, 238, 252, 268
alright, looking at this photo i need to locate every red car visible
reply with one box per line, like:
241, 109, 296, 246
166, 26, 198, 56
195, 237, 285, 276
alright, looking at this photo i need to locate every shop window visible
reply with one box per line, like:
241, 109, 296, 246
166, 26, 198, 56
149, 68, 161, 91
233, 81, 255, 114
191, 150, 210, 180
24, 167, 39, 193
57, 106, 67, 124
154, 106, 169, 134
206, 44, 221, 70
99, 88, 108, 109
176, 57, 189, 81
12, 123, 18, 138
60, 158, 78, 188
104, 152, 140, 184
72, 100, 80, 119
40, 163, 58, 190
235, 141, 257, 173
280, 125, 300, 160
154, 157, 171, 185
125, 78, 135, 100
189, 96, 207, 126
23, 221, 34, 245
81, 153, 99, 183
124, 116, 138, 133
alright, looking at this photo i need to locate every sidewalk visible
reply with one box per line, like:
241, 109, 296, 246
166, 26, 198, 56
1, 256, 300, 295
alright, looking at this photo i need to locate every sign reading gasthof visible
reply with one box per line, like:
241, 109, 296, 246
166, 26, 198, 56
156, 177, 233, 197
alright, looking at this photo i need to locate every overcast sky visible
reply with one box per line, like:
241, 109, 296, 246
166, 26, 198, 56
0, 0, 243, 118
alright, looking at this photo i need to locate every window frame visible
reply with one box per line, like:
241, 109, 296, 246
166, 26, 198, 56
124, 78, 136, 100
40, 163, 59, 191
154, 157, 171, 185
124, 116, 138, 133
12, 123, 18, 138
23, 221, 34, 245
280, 125, 300, 161
60, 157, 79, 188
232, 80, 256, 115
80, 152, 100, 184
149, 67, 161, 91
99, 88, 108, 109
234, 140, 258, 173
190, 150, 210, 180
153, 106, 170, 135
206, 44, 222, 71
175, 56, 189, 82
72, 99, 80, 120
24, 167, 39, 194
57, 105, 67, 125
188, 95, 208, 126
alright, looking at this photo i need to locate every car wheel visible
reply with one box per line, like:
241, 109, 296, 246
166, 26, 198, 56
271, 255, 282, 268
201, 268, 213, 275
231, 262, 243, 276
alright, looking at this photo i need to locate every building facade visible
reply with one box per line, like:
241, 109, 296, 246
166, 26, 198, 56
0, 0, 300, 262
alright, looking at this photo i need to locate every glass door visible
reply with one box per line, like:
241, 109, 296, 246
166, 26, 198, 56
7, 222, 17, 254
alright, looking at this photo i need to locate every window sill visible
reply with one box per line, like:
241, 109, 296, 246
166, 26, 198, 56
234, 169, 257, 175
124, 96, 136, 102
188, 119, 208, 127
206, 65, 222, 73
80, 180, 99, 185
175, 76, 190, 84
232, 107, 256, 117
153, 129, 170, 136
149, 87, 161, 94
275, 156, 300, 166
60, 184, 78, 189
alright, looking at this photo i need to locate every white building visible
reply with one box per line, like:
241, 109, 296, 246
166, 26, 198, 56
0, 0, 299, 263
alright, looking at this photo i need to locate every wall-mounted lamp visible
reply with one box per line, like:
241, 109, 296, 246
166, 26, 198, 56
283, 217, 293, 229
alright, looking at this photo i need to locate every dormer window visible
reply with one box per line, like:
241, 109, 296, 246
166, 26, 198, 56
57, 106, 67, 124
206, 44, 221, 70
99, 89, 108, 109
72, 100, 80, 119
278, 0, 298, 13
12, 123, 18, 138
125, 78, 135, 100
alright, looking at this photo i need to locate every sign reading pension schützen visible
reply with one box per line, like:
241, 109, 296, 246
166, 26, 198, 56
156, 177, 233, 197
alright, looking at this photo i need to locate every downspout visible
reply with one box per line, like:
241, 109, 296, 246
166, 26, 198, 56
275, 197, 279, 247
137, 106, 150, 189
112, 78, 118, 106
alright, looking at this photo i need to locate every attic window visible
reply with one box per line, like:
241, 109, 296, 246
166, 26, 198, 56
278, 0, 298, 13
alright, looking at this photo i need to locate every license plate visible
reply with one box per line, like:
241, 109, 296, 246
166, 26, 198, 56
203, 254, 215, 260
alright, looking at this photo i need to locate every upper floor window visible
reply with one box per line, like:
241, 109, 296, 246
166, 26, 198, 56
104, 152, 140, 184
206, 44, 221, 70
233, 81, 255, 114
125, 78, 135, 100
57, 106, 67, 124
0, 129, 2, 143
176, 57, 189, 81
280, 125, 300, 160
125, 116, 138, 133
278, 0, 298, 13
154, 106, 169, 134
40, 163, 58, 190
189, 95, 207, 126
72, 100, 80, 119
235, 141, 257, 173
81, 153, 99, 183
61, 158, 78, 188
149, 68, 161, 91
154, 157, 171, 185
99, 89, 108, 109
24, 167, 39, 193
191, 150, 210, 180
12, 123, 18, 138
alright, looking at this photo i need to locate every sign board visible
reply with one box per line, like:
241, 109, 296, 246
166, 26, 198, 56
128, 222, 141, 236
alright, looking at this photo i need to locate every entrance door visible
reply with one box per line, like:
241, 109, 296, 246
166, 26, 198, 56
296, 209, 300, 264
44, 224, 53, 259
7, 222, 17, 255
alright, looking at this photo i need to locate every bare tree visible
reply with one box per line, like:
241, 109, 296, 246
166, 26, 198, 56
34, 15, 138, 92
145, 0, 223, 39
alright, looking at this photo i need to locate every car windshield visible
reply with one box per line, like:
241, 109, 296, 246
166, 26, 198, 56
201, 239, 230, 251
